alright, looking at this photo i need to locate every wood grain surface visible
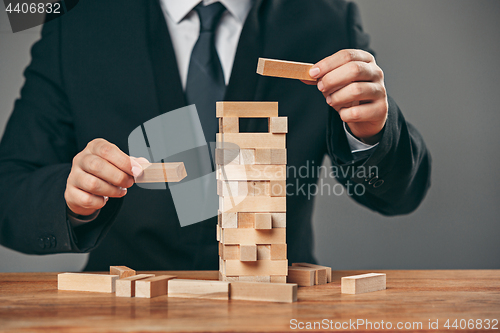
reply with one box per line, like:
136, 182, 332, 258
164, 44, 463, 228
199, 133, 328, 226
0, 270, 499, 332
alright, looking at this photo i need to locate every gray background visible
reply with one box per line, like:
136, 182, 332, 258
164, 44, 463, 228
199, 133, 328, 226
0, 0, 499, 272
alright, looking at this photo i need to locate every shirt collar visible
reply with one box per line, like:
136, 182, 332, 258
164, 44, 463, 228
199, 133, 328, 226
161, 0, 253, 24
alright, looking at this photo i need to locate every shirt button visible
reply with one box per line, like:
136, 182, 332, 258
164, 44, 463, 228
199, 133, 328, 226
38, 238, 45, 249
50, 236, 57, 248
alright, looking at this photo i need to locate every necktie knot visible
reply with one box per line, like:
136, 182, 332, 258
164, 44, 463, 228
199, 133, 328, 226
195, 2, 226, 33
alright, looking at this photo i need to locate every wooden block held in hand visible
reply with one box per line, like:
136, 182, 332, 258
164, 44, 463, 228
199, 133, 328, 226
269, 117, 288, 134
257, 58, 316, 81
216, 102, 278, 118
255, 213, 272, 229
292, 263, 332, 283
270, 244, 287, 260
135, 162, 187, 183
168, 279, 230, 300
240, 244, 257, 261
116, 274, 155, 297
110, 266, 136, 279
58, 273, 119, 293
230, 281, 297, 303
287, 266, 315, 287
135, 275, 177, 298
341, 273, 386, 294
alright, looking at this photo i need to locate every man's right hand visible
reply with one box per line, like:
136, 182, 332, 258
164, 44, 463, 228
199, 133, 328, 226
65, 139, 143, 217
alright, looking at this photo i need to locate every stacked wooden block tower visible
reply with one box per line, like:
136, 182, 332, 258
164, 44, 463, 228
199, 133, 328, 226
216, 101, 288, 283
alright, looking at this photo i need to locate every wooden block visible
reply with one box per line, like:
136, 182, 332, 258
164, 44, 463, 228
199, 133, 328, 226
240, 245, 257, 262
254, 213, 272, 229
168, 279, 230, 300
221, 275, 239, 282
220, 117, 239, 133
230, 281, 297, 303
271, 213, 286, 228
221, 211, 238, 228
270, 180, 286, 197
287, 266, 315, 287
135, 162, 187, 183
292, 263, 332, 283
239, 276, 271, 283
225, 260, 288, 276
216, 133, 285, 149
222, 228, 286, 245
253, 181, 270, 196
218, 165, 286, 181
269, 117, 288, 134
238, 181, 254, 197
257, 58, 316, 81
218, 180, 239, 197
135, 275, 177, 298
240, 149, 255, 164
116, 274, 155, 297
315, 268, 328, 285
255, 149, 271, 164
221, 244, 240, 260
238, 213, 255, 228
58, 273, 119, 293
216, 149, 240, 166
271, 276, 287, 283
216, 225, 221, 241
257, 245, 271, 260
216, 101, 278, 118
221, 196, 286, 213
341, 273, 386, 294
270, 149, 287, 165
270, 244, 287, 260
110, 266, 136, 279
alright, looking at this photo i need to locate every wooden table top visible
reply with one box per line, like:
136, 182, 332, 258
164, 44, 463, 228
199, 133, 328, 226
0, 270, 499, 332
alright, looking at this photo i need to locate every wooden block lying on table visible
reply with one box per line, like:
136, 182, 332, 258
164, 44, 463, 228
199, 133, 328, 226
270, 149, 287, 165
110, 266, 136, 279
219, 117, 239, 133
216, 101, 278, 118
116, 274, 155, 297
58, 273, 119, 293
168, 279, 230, 300
218, 165, 286, 181
240, 244, 257, 261
225, 259, 288, 276
135, 162, 187, 183
254, 213, 272, 229
135, 275, 177, 298
269, 117, 288, 134
220, 196, 286, 213
257, 58, 316, 81
287, 266, 315, 287
292, 263, 332, 283
341, 273, 386, 294
222, 228, 286, 245
216, 133, 286, 149
230, 281, 297, 303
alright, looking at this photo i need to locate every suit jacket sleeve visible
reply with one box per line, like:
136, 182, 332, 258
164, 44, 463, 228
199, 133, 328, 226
326, 2, 432, 215
0, 19, 122, 254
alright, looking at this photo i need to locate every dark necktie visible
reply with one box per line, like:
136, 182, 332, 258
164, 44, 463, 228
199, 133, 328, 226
185, 2, 227, 144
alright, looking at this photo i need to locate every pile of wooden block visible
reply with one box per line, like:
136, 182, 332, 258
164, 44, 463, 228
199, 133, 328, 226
215, 101, 288, 283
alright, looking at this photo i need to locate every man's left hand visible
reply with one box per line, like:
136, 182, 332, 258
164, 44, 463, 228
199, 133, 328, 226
304, 49, 388, 145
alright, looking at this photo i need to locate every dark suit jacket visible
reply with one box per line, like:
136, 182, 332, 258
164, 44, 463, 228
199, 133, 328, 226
0, 0, 431, 270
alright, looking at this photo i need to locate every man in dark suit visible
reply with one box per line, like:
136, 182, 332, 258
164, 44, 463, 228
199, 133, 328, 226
0, 0, 431, 270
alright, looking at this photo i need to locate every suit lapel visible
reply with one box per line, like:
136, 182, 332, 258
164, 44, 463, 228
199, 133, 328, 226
147, 0, 187, 116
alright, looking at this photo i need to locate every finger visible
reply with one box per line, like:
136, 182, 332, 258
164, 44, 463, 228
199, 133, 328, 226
65, 186, 107, 212
88, 139, 133, 176
74, 169, 128, 198
337, 99, 388, 123
300, 79, 318, 86
309, 49, 375, 80
326, 82, 385, 109
318, 61, 380, 94
80, 154, 135, 188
